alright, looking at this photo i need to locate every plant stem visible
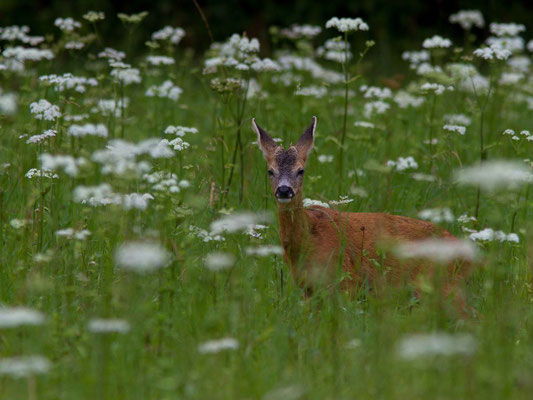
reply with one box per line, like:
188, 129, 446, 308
338, 32, 350, 195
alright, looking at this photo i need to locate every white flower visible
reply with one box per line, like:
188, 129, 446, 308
245, 245, 283, 257
303, 198, 330, 208
0, 307, 45, 328
146, 55, 175, 66
499, 72, 523, 85
189, 225, 225, 242
251, 58, 280, 72
0, 90, 17, 115
26, 129, 57, 144
111, 67, 141, 85
422, 35, 452, 49
276, 54, 343, 84
98, 47, 125, 61
115, 241, 171, 273
0, 356, 51, 378
55, 228, 91, 240
361, 85, 392, 99
295, 85, 327, 98
2, 47, 54, 72
39, 73, 98, 92
204, 252, 235, 271
486, 36, 524, 53
387, 156, 418, 171
152, 26, 185, 44
395, 239, 477, 263
122, 193, 154, 210
469, 228, 519, 243
29, 99, 61, 121
402, 50, 430, 65
444, 114, 471, 126
420, 83, 453, 95
164, 125, 198, 137
418, 207, 454, 223
489, 22, 525, 37
145, 80, 182, 101
449, 10, 484, 30
68, 123, 108, 138
325, 17, 369, 32
318, 154, 334, 163
94, 98, 129, 117
9, 219, 31, 229
354, 121, 375, 128
88, 318, 130, 333
64, 113, 89, 122
394, 91, 425, 108
25, 168, 58, 179
473, 45, 511, 61
39, 154, 86, 177
65, 41, 84, 50
396, 333, 476, 360
443, 124, 466, 135
454, 160, 531, 191
364, 100, 390, 118
198, 338, 239, 354
0, 25, 44, 45
279, 24, 322, 39
54, 17, 81, 32
210, 212, 270, 236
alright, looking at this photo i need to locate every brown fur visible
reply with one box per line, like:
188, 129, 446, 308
253, 117, 472, 311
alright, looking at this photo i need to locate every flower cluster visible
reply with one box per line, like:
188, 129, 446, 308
145, 80, 183, 101
325, 17, 369, 32
67, 123, 108, 138
387, 156, 419, 171
151, 26, 185, 44
39, 73, 98, 92
449, 10, 484, 30
29, 99, 61, 121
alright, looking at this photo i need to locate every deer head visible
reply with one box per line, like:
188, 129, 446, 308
252, 116, 316, 204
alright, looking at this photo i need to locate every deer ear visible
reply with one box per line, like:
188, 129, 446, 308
296, 116, 316, 161
252, 118, 277, 161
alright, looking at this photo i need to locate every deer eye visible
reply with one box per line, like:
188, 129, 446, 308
268, 170, 275, 177
297, 169, 305, 176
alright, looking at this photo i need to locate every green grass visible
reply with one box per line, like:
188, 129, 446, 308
0, 15, 532, 400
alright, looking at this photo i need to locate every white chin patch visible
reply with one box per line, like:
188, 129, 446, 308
277, 198, 292, 204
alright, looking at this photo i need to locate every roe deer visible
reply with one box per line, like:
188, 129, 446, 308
252, 116, 473, 311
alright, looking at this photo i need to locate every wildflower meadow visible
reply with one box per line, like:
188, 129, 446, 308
0, 7, 533, 400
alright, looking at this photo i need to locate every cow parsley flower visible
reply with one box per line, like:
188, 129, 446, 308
83, 11, 105, 22
245, 245, 283, 257
26, 129, 57, 144
64, 41, 85, 50
111, 66, 141, 85
318, 154, 334, 163
145, 80, 182, 101
0, 26, 44, 45
396, 333, 476, 360
164, 126, 198, 137
250, 57, 280, 72
449, 10, 484, 30
54, 17, 81, 32
402, 50, 430, 66
98, 47, 125, 61
473, 45, 511, 61
361, 85, 392, 99
420, 83, 454, 95
443, 124, 466, 135
146, 55, 175, 66
395, 239, 477, 263
0, 307, 45, 328
279, 24, 322, 39
317, 39, 352, 63
469, 228, 519, 243
204, 252, 235, 271
354, 121, 375, 128
303, 198, 330, 208
455, 160, 531, 191
55, 228, 91, 240
40, 154, 86, 177
39, 73, 98, 92
394, 91, 425, 108
67, 123, 108, 138
210, 212, 270, 236
0, 356, 51, 378
29, 99, 61, 121
364, 100, 390, 118
387, 156, 418, 171
422, 35, 452, 49
94, 98, 129, 117
444, 114, 471, 126
188, 225, 225, 242
115, 241, 170, 273
25, 168, 58, 179
152, 26, 185, 44
418, 207, 454, 223
88, 318, 130, 333
198, 338, 239, 354
325, 17, 369, 32
489, 22, 526, 37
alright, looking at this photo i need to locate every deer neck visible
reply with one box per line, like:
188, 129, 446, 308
277, 196, 311, 265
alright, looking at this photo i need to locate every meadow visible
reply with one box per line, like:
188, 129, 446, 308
0, 9, 532, 400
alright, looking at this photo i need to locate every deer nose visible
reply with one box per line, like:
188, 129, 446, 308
276, 185, 294, 199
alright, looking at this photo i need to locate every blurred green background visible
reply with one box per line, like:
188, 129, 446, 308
1, 0, 531, 74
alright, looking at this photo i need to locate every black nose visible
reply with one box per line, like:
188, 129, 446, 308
276, 185, 294, 198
